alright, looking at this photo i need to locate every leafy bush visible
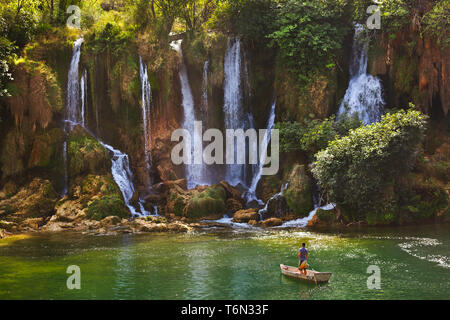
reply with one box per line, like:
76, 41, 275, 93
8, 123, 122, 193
312, 108, 428, 221
208, 0, 277, 46
422, 0, 450, 47
276, 113, 362, 155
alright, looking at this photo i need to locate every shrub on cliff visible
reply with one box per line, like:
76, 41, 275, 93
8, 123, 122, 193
312, 108, 428, 221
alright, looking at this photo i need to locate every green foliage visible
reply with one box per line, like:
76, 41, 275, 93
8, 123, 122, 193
422, 0, 450, 47
208, 0, 277, 46
268, 0, 351, 85
88, 22, 135, 56
87, 195, 130, 220
312, 108, 428, 221
276, 113, 362, 155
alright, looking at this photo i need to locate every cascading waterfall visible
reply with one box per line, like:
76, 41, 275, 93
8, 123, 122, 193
66, 38, 84, 126
101, 142, 148, 217
62, 38, 84, 196
139, 56, 152, 176
338, 23, 385, 124
280, 203, 336, 228
171, 40, 209, 189
223, 38, 253, 187
63, 38, 150, 216
246, 101, 276, 205
202, 60, 209, 121
80, 69, 88, 127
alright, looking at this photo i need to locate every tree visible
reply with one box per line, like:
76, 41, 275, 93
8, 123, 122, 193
312, 108, 428, 220
268, 0, 351, 84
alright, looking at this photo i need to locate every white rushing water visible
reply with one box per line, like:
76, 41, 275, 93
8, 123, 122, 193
101, 142, 149, 217
66, 38, 84, 125
223, 38, 254, 187
246, 101, 277, 205
338, 24, 384, 124
202, 60, 209, 119
171, 40, 209, 189
139, 56, 152, 176
280, 203, 336, 228
80, 69, 88, 127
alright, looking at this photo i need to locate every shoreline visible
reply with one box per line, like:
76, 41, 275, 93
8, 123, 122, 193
1, 214, 449, 240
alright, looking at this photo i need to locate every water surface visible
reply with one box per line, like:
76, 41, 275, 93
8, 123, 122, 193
0, 225, 449, 300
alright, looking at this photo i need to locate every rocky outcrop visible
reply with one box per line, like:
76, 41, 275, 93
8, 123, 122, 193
0, 178, 58, 222
369, 17, 449, 117
67, 126, 111, 179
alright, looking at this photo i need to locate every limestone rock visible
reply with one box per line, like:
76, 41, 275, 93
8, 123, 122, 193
262, 218, 283, 227
233, 209, 260, 223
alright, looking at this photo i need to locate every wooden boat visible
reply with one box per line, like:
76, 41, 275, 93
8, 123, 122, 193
280, 264, 332, 284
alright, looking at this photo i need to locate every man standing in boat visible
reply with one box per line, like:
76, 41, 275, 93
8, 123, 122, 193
298, 243, 308, 275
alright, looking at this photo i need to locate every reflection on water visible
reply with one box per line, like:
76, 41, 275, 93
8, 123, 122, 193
0, 224, 449, 300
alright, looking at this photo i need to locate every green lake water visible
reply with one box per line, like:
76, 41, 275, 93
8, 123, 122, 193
0, 224, 449, 300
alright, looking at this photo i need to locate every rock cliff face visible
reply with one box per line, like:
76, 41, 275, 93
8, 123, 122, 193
369, 16, 449, 118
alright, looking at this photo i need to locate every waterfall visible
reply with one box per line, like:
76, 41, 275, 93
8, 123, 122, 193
201, 60, 209, 124
80, 69, 87, 127
101, 142, 149, 217
280, 203, 336, 228
223, 38, 253, 187
63, 38, 151, 216
62, 38, 84, 196
338, 24, 385, 124
246, 101, 276, 205
139, 56, 152, 176
66, 38, 84, 126
171, 40, 208, 189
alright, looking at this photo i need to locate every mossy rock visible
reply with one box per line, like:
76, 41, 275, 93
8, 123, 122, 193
183, 185, 227, 218
284, 164, 313, 217
28, 128, 64, 169
87, 195, 130, 221
68, 126, 111, 179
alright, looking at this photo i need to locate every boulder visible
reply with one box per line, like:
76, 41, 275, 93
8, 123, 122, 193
262, 217, 283, 227
220, 181, 244, 203
226, 198, 243, 214
232, 209, 260, 223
